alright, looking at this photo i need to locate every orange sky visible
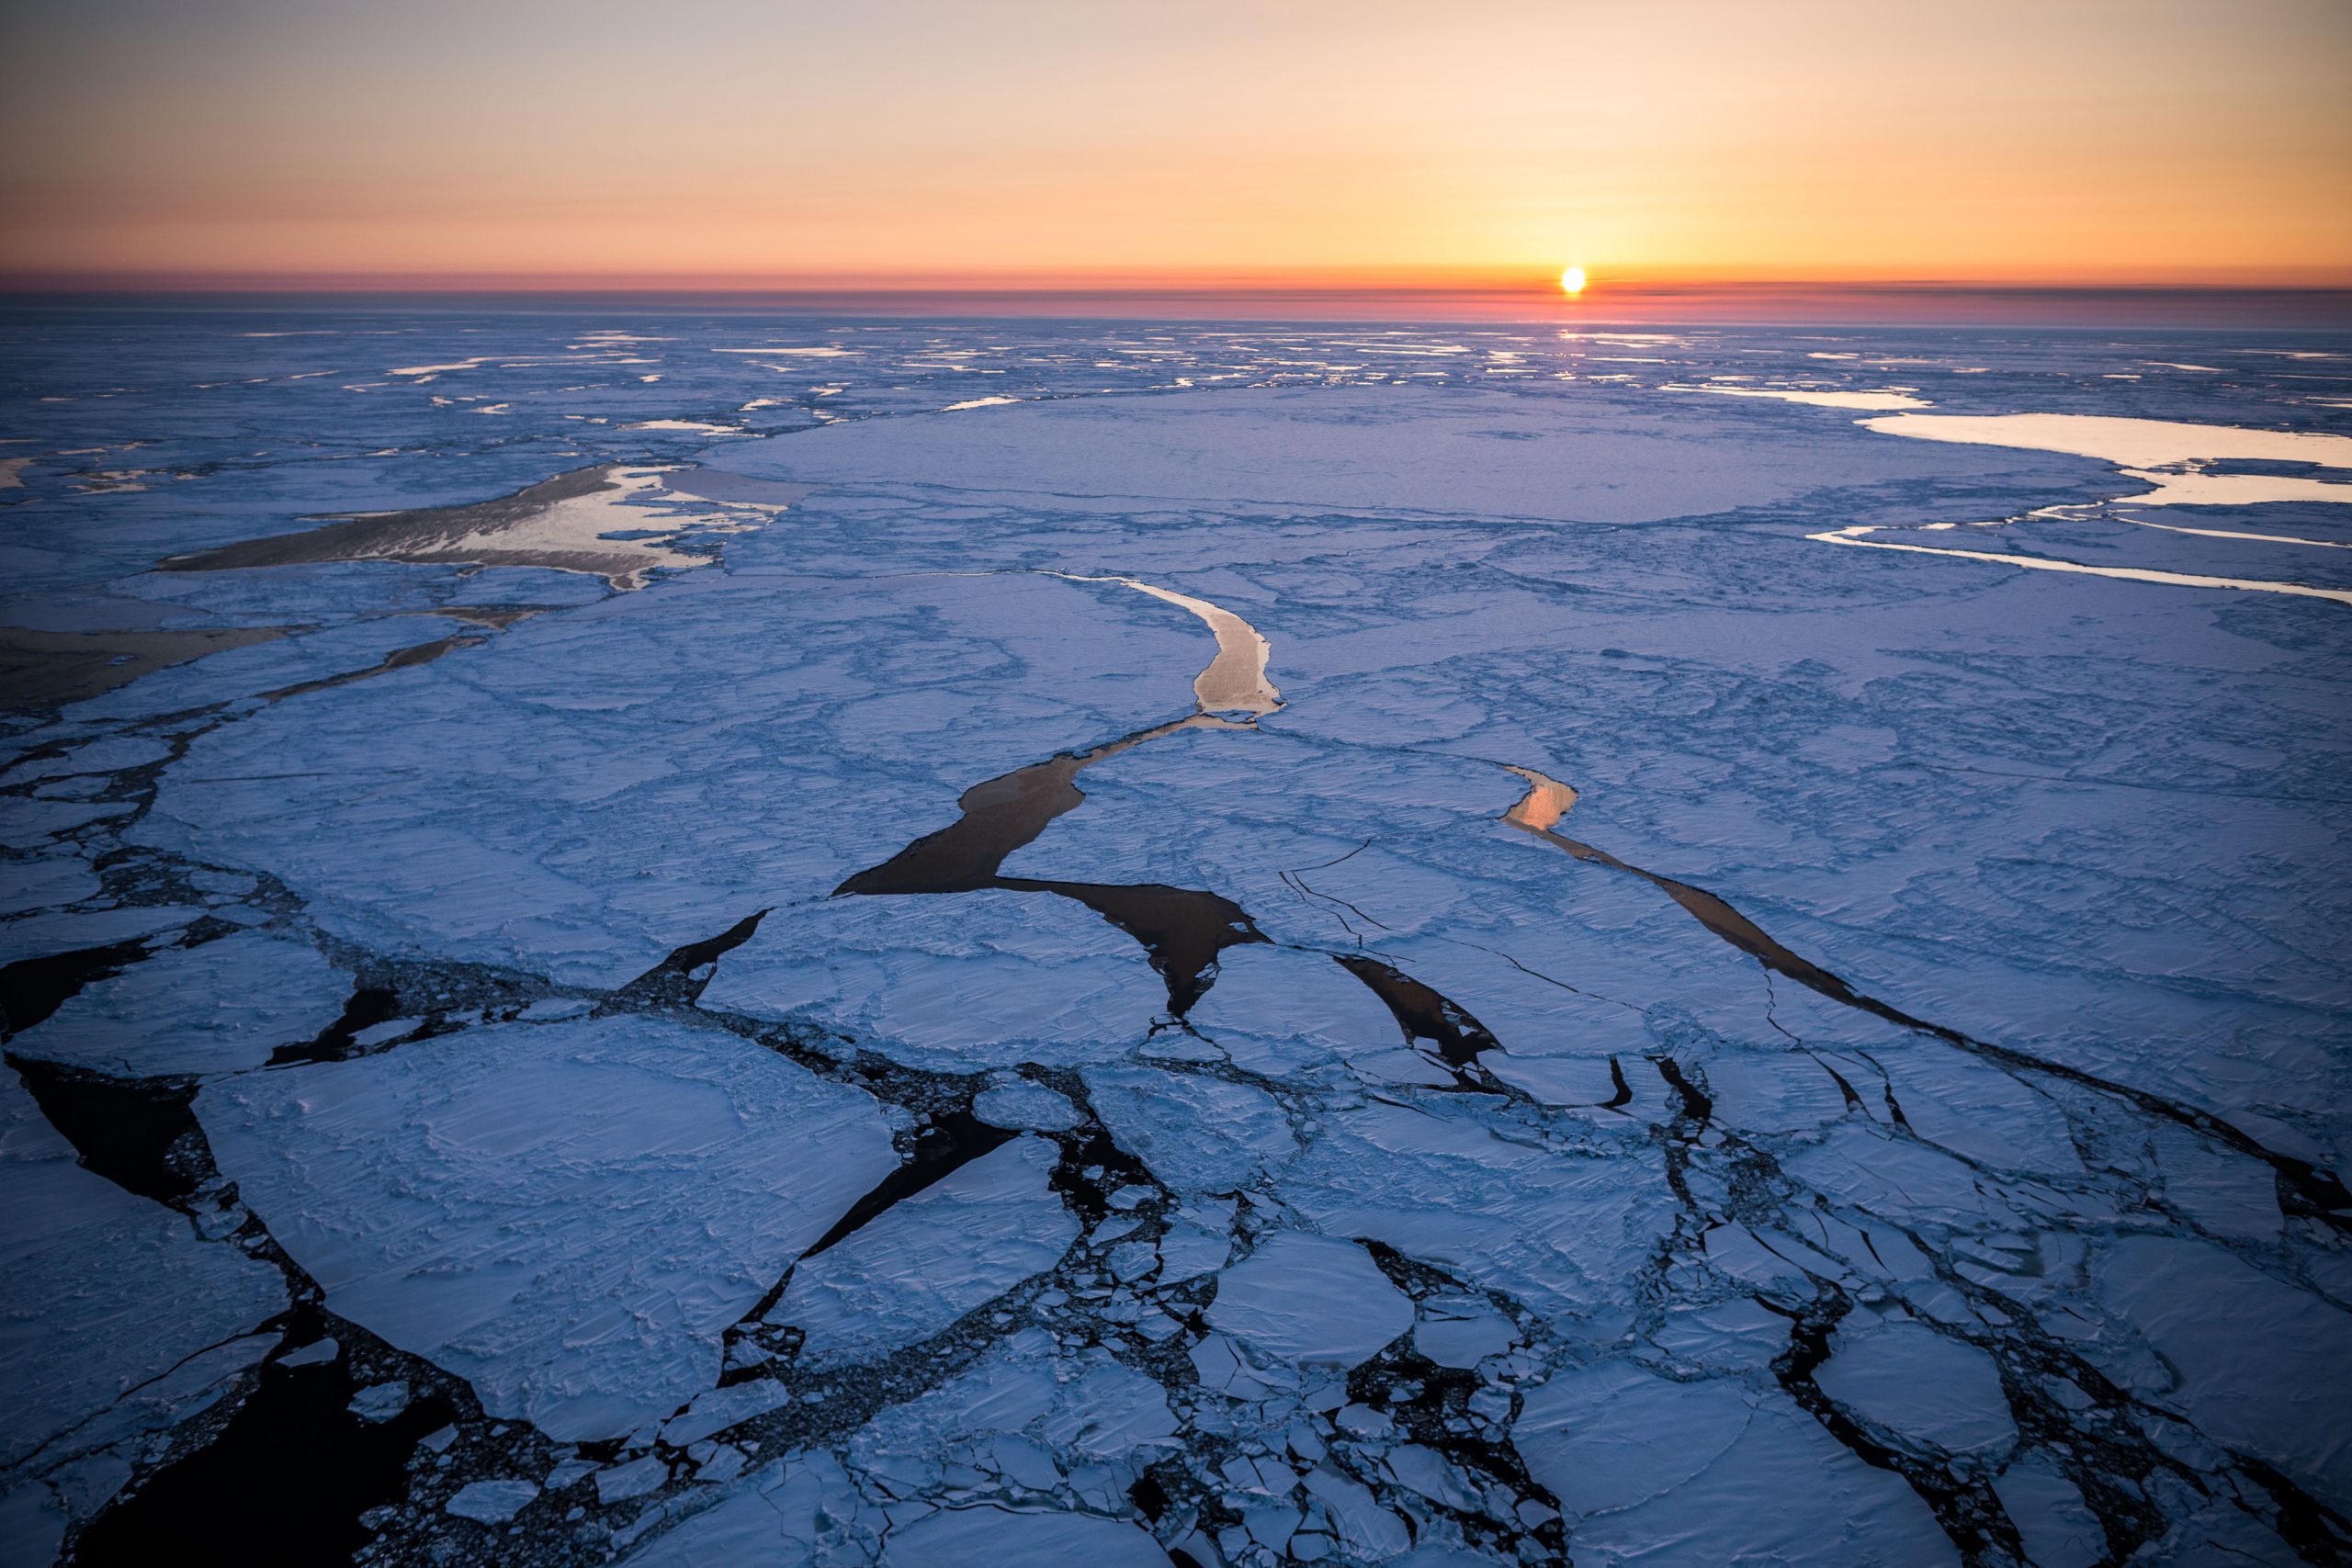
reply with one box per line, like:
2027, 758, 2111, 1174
4, 0, 2348, 288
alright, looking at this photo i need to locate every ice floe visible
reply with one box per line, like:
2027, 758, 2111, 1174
704, 891, 1165, 1070
0, 1073, 285, 1540
11, 931, 347, 1077
1205, 1233, 1411, 1369
195, 1016, 897, 1440
773, 1135, 1078, 1365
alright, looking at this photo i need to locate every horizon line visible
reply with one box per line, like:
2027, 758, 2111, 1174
6, 275, 2349, 329
8, 269, 2352, 292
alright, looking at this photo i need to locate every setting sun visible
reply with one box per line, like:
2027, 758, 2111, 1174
1559, 265, 1588, 295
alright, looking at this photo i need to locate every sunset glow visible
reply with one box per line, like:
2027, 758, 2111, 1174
1559, 266, 1589, 296
1, 0, 2346, 292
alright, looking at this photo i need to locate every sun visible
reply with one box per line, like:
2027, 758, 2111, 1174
1558, 265, 1588, 296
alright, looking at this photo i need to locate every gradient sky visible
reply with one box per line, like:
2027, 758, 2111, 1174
4, 0, 2348, 287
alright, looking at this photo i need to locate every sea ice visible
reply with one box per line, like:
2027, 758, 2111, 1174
1205, 1233, 1411, 1369
445, 1479, 537, 1523
1080, 1064, 1299, 1194
2094, 1235, 2352, 1513
1815, 1320, 2017, 1458
195, 1015, 897, 1440
1185, 944, 1407, 1077
707, 891, 1164, 1071
970, 1077, 1084, 1132
10, 931, 348, 1077
1514, 1362, 1957, 1566
0, 1073, 285, 1516
10, 311, 2348, 1565
772, 1135, 1078, 1364
724, 384, 2077, 525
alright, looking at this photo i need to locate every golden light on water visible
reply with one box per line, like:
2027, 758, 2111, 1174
1559, 265, 1588, 295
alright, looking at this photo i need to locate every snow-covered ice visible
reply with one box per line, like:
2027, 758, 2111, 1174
773, 1135, 1079, 1365
5, 309, 2346, 1568
1206, 1233, 1412, 1369
11, 931, 348, 1076
195, 1016, 897, 1439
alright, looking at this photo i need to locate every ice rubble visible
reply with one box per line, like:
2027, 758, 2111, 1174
196, 1016, 898, 1440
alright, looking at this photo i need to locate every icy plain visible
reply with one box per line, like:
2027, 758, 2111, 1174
2, 307, 2349, 1567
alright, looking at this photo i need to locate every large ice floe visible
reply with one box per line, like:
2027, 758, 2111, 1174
198, 1016, 898, 1440
3, 310, 2349, 1567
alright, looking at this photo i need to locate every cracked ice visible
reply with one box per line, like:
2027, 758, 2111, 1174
2, 310, 2348, 1568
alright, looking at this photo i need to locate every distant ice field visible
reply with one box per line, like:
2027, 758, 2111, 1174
2, 307, 2348, 1567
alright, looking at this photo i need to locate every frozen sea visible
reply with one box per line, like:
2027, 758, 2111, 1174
2, 302, 2349, 1568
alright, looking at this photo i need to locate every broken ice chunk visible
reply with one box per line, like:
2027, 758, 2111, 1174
196, 1015, 896, 1441
1303, 1467, 1412, 1559
2097, 1235, 2352, 1513
772, 1136, 1078, 1366
1412, 1298, 1516, 1370
1514, 1361, 1955, 1565
446, 1478, 538, 1523
347, 1381, 412, 1424
1206, 1233, 1411, 1370
970, 1078, 1082, 1132
1873, 1041, 2081, 1174
11, 931, 349, 1077
1815, 1320, 2016, 1458
1993, 1455, 2104, 1568
2149, 1123, 2282, 1241
693, 1443, 749, 1483
0, 857, 103, 918
613, 1450, 873, 1563
595, 1455, 669, 1504
1082, 1064, 1297, 1193
545, 1458, 597, 1491
659, 1380, 793, 1448
1186, 945, 1404, 1076
1700, 1050, 1854, 1134
1156, 1224, 1231, 1280
349, 1017, 422, 1047
1280, 1099, 1671, 1323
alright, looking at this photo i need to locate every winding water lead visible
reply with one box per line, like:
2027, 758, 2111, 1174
1045, 573, 1283, 716
834, 572, 1283, 1013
